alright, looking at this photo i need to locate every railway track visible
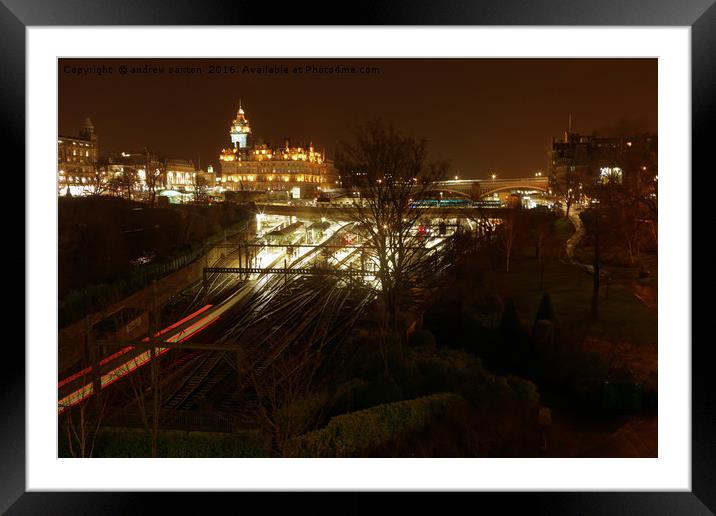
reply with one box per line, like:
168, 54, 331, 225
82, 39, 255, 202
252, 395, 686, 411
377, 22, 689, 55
66, 218, 450, 426
150, 222, 360, 423
153, 224, 369, 425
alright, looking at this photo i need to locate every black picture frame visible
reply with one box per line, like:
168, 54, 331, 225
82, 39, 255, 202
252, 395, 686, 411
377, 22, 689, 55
4, 0, 709, 513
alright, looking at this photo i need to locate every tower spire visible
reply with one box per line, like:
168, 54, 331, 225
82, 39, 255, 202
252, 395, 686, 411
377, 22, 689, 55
230, 100, 250, 149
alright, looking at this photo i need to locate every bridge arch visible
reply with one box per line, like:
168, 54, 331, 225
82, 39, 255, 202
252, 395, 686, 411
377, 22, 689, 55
419, 188, 473, 200
432, 177, 550, 201
479, 184, 550, 198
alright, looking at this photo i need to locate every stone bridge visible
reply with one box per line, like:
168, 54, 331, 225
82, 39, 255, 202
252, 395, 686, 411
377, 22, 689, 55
430, 177, 550, 200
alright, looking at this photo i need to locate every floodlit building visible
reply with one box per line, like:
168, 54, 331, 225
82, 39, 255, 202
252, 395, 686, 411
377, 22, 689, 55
57, 117, 99, 194
102, 151, 165, 201
164, 158, 197, 190
218, 102, 338, 198
549, 131, 657, 190
106, 151, 162, 181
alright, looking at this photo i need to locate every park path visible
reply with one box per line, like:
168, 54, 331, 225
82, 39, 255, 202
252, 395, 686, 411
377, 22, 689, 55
565, 208, 656, 312
565, 208, 585, 264
565, 208, 609, 280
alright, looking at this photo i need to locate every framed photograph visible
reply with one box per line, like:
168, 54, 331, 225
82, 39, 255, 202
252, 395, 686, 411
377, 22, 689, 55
5, 0, 710, 513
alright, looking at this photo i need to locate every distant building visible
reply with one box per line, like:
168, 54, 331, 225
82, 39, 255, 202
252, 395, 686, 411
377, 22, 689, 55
57, 117, 219, 200
550, 131, 657, 191
57, 117, 99, 194
218, 102, 338, 198
164, 158, 196, 190
101, 151, 164, 201
106, 150, 162, 180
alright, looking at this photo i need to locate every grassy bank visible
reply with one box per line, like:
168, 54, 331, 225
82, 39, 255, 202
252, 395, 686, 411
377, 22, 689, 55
487, 254, 657, 347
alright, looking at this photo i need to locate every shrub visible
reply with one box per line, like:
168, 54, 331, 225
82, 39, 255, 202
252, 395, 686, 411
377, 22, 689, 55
499, 298, 522, 338
423, 303, 463, 347
289, 393, 468, 457
60, 427, 270, 458
342, 342, 385, 381
329, 377, 370, 417
330, 372, 404, 416
484, 291, 504, 314
494, 298, 531, 373
273, 390, 331, 442
408, 329, 437, 349
506, 374, 540, 403
602, 381, 643, 412
533, 292, 557, 328
533, 320, 555, 351
413, 349, 483, 398
408, 348, 540, 409
351, 374, 404, 411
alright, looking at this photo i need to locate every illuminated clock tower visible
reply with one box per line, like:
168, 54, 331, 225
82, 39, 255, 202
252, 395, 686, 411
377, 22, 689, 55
229, 100, 251, 150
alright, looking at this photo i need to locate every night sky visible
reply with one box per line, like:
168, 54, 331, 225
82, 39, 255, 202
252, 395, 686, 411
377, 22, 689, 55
58, 58, 657, 179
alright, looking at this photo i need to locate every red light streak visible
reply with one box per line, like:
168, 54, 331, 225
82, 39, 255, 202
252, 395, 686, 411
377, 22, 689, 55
58, 305, 219, 414
57, 304, 212, 389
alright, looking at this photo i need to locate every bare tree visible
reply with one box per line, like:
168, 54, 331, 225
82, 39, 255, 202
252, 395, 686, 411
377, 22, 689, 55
115, 167, 139, 201
580, 180, 610, 320
121, 282, 163, 457
457, 205, 498, 255
216, 271, 368, 456
621, 203, 646, 266
122, 359, 162, 457
591, 207, 602, 320
106, 175, 124, 198
146, 169, 162, 207
531, 208, 553, 289
248, 344, 328, 456
550, 169, 579, 216
638, 168, 658, 221
629, 166, 658, 253
192, 174, 209, 204
62, 389, 110, 458
232, 279, 363, 456
144, 149, 162, 208
589, 171, 654, 268
87, 161, 109, 196
334, 121, 449, 356
499, 210, 518, 273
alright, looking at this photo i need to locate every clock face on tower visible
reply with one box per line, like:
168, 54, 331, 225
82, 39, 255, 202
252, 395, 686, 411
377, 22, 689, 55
230, 102, 251, 149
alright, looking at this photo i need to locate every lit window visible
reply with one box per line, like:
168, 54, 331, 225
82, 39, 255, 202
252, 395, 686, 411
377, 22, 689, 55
599, 167, 623, 184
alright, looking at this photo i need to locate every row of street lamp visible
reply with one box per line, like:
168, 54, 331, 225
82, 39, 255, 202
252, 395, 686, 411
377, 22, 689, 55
371, 171, 551, 183
373, 172, 547, 182
489, 171, 544, 179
